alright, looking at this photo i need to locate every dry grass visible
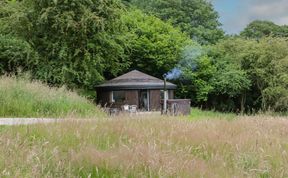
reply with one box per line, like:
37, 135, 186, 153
1, 115, 288, 177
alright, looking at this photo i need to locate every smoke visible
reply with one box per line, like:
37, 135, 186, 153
165, 45, 204, 80
165, 68, 182, 80
179, 45, 203, 71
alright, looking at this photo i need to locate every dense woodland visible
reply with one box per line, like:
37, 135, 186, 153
0, 0, 288, 113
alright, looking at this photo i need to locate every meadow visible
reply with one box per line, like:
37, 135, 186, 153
1, 114, 288, 178
0, 77, 288, 177
0, 76, 103, 118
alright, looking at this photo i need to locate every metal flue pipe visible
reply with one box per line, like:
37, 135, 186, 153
163, 75, 168, 114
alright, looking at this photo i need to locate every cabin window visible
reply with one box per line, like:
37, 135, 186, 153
161, 90, 170, 99
112, 91, 125, 103
160, 90, 164, 100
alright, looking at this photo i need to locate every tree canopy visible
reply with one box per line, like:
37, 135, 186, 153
241, 20, 288, 39
123, 0, 224, 44
1, 0, 131, 90
209, 37, 288, 112
121, 9, 193, 78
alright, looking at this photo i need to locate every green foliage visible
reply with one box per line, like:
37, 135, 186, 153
1, 0, 130, 90
241, 20, 288, 39
124, 0, 224, 44
181, 54, 216, 102
174, 44, 250, 112
0, 35, 38, 74
175, 37, 288, 113
212, 62, 251, 97
121, 9, 192, 78
211, 37, 288, 112
0, 76, 104, 118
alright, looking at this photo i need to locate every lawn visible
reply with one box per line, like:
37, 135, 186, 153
1, 114, 288, 177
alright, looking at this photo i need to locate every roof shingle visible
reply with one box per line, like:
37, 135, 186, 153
96, 70, 177, 90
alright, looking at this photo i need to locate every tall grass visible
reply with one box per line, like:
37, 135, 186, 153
189, 107, 236, 120
1, 115, 288, 177
0, 76, 104, 118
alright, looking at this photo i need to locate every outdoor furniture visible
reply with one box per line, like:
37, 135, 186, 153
120, 105, 138, 114
129, 105, 137, 113
109, 108, 120, 116
122, 104, 130, 112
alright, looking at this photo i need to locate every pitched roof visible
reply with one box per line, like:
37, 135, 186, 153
96, 70, 177, 90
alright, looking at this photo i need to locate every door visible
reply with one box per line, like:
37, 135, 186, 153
139, 90, 150, 111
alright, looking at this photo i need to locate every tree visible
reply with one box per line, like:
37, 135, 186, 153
241, 20, 288, 39
123, 0, 224, 44
121, 9, 193, 78
1, 0, 130, 90
211, 61, 251, 112
0, 35, 38, 75
174, 44, 250, 112
211, 37, 288, 112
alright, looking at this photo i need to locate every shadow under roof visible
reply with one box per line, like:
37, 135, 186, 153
96, 70, 177, 90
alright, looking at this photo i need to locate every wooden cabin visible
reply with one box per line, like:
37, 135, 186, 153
96, 70, 177, 111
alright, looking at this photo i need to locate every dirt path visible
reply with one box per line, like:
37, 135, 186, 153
0, 118, 60, 126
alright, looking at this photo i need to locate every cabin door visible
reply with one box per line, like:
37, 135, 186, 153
139, 90, 150, 111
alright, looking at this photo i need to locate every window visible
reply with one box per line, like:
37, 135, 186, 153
112, 91, 125, 103
161, 90, 169, 100
160, 90, 164, 100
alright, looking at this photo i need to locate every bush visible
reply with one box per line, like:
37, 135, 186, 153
0, 35, 38, 75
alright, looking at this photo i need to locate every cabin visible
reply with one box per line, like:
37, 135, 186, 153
96, 70, 176, 111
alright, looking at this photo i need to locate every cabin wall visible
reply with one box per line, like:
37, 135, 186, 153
97, 90, 139, 108
169, 90, 174, 99
149, 90, 161, 111
167, 99, 191, 116
125, 90, 139, 107
96, 90, 112, 107
97, 89, 175, 111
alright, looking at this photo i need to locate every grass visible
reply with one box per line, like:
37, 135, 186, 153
189, 107, 237, 120
1, 114, 288, 177
0, 76, 104, 118
0, 76, 287, 177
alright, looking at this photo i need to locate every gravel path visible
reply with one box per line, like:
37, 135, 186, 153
0, 118, 60, 126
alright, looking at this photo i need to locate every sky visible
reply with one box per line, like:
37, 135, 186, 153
212, 0, 288, 34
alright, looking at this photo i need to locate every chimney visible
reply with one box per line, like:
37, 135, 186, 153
163, 76, 168, 114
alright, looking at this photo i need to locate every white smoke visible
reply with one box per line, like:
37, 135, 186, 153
165, 45, 204, 80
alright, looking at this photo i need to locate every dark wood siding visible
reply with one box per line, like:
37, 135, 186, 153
167, 99, 191, 115
149, 90, 161, 111
125, 90, 139, 107
168, 90, 174, 99
97, 91, 111, 106
97, 89, 175, 111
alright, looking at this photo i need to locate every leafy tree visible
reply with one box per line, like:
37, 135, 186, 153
171, 45, 216, 104
0, 35, 38, 75
123, 0, 224, 44
121, 9, 192, 78
241, 20, 288, 39
211, 61, 251, 112
175, 45, 250, 112
212, 37, 288, 112
0, 0, 32, 39
1, 0, 130, 90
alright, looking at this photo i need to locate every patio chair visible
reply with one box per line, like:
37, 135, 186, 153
122, 104, 130, 112
129, 105, 137, 114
